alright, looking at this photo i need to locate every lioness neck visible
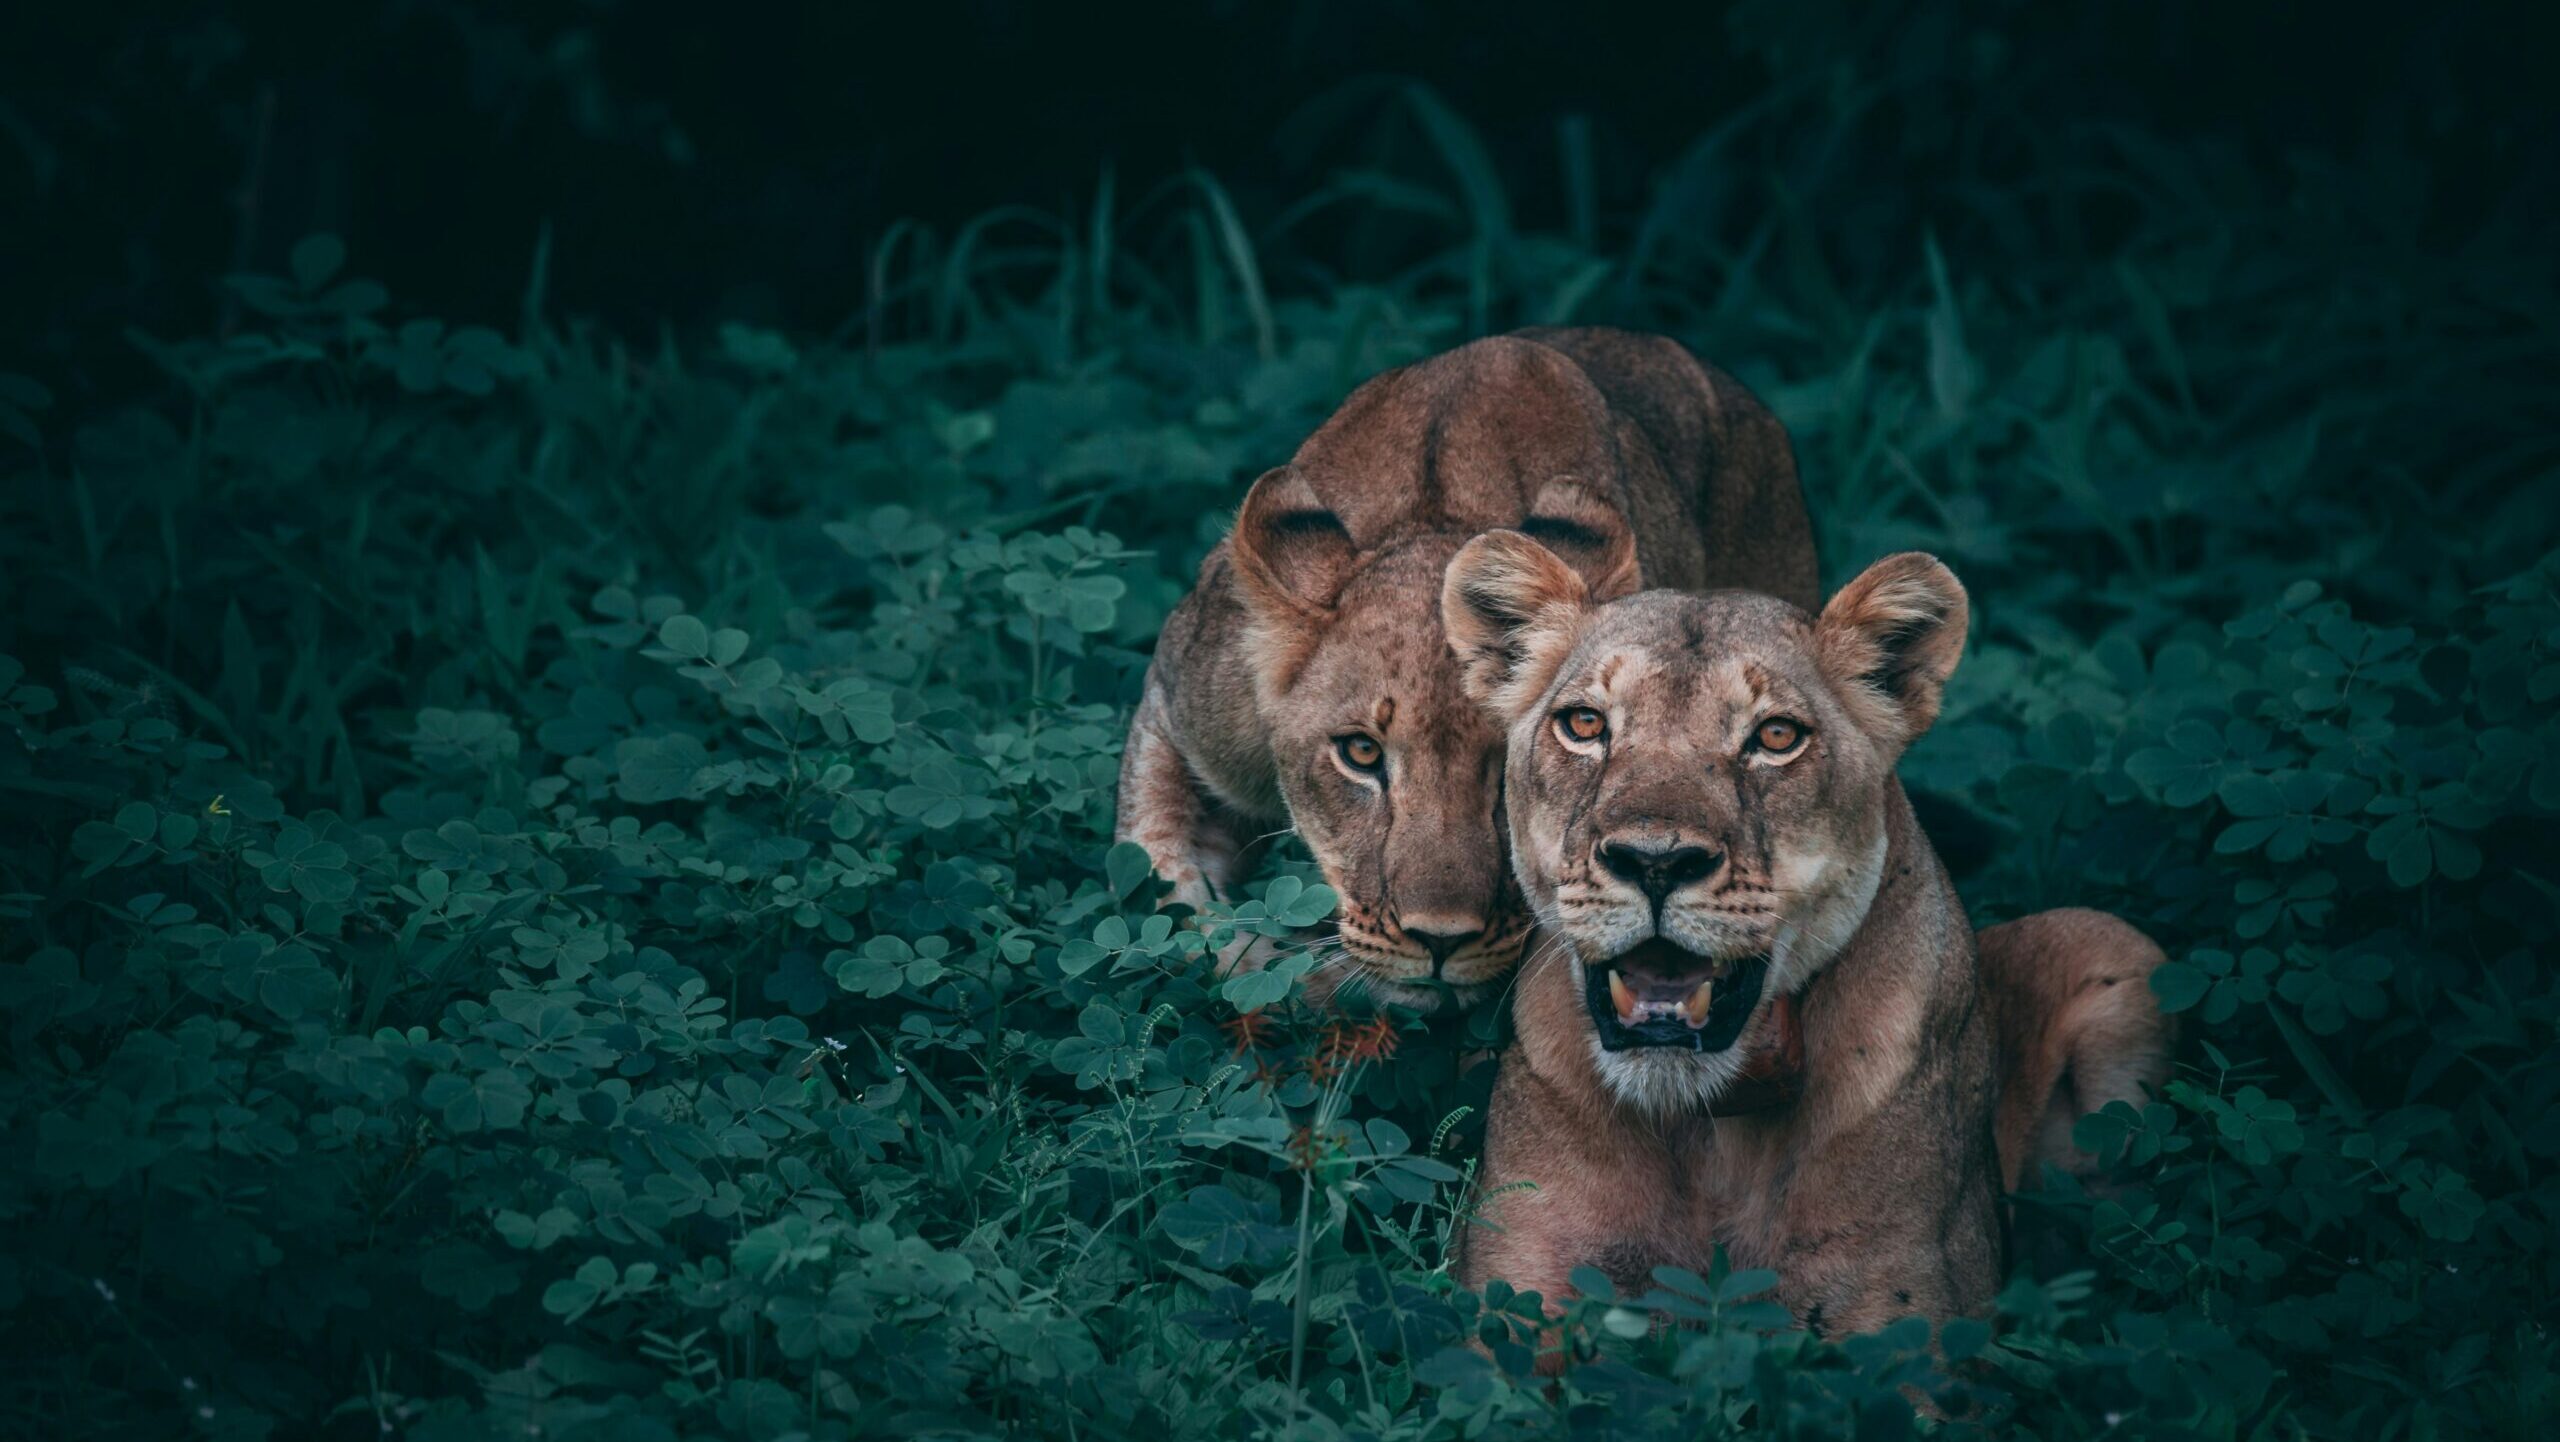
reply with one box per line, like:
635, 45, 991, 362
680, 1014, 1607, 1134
1783, 782, 1980, 1141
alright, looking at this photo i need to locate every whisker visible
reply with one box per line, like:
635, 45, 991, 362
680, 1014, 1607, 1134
1492, 930, 1570, 1016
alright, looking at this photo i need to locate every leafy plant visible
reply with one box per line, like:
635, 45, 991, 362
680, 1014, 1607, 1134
2, 18, 2555, 1439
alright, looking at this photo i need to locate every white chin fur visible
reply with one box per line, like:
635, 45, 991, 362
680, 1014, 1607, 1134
1591, 1042, 1754, 1116
1570, 955, 1753, 1115
1765, 827, 1889, 998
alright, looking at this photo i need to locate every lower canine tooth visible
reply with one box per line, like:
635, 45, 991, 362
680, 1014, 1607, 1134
1608, 969, 1639, 1026
1680, 980, 1714, 1028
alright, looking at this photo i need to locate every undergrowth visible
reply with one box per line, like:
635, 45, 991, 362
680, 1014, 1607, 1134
2, 27, 2557, 1442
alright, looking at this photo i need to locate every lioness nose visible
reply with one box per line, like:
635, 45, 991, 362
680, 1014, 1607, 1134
1597, 839, 1723, 906
1404, 925, 1484, 971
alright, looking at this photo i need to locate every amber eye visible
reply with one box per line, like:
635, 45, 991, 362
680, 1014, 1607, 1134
1754, 717, 1807, 754
1336, 735, 1384, 773
1558, 707, 1608, 744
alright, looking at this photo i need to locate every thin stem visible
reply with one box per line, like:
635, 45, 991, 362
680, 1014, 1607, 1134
1288, 1164, 1316, 1410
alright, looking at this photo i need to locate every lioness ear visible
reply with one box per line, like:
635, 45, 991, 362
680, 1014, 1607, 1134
1815, 552, 1969, 745
1521, 478, 1642, 602
1229, 467, 1356, 625
1442, 531, 1597, 719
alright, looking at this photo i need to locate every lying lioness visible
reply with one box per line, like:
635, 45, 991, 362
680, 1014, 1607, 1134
1117, 328, 1818, 1008
1441, 535, 2170, 1342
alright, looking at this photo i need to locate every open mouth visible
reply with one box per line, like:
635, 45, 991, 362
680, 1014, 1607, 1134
1581, 938, 1769, 1053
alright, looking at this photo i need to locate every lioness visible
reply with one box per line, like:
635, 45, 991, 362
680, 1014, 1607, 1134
1441, 536, 2171, 1343
1115, 328, 1819, 1009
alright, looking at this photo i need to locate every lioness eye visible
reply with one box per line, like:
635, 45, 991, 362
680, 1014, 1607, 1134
1754, 717, 1806, 754
1336, 735, 1384, 773
1558, 707, 1608, 744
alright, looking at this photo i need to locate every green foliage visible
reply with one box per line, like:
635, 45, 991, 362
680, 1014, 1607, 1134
3, 42, 2556, 1442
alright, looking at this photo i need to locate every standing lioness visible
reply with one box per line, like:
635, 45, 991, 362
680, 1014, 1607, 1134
1116, 328, 1818, 1009
1442, 537, 2170, 1341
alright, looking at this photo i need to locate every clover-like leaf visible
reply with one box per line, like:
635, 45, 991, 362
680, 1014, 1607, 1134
1157, 1184, 1292, 1269
658, 614, 712, 659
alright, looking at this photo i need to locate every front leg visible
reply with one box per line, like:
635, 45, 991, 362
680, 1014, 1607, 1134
1459, 1176, 1592, 1376
1458, 1066, 1649, 1374
1115, 680, 1265, 909
1779, 1149, 2004, 1339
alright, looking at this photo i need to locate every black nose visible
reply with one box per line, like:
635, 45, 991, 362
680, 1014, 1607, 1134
1597, 839, 1723, 906
1405, 927, 1483, 972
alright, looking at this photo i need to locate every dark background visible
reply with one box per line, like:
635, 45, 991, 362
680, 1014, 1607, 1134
5, 5, 2560, 1437
7, 0, 2553, 397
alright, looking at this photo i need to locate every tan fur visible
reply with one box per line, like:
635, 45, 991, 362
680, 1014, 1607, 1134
1115, 328, 1818, 1009
1979, 909, 2176, 1191
1444, 546, 2173, 1351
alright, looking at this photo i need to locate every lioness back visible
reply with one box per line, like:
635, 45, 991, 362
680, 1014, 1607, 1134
1280, 328, 1817, 602
1117, 329, 1817, 1009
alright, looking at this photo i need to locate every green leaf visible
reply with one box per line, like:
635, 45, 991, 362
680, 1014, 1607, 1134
2218, 1086, 2305, 1165
2397, 1166, 2483, 1242
1055, 938, 1109, 978
1105, 841, 1154, 900
658, 614, 711, 659
1220, 953, 1314, 1012
1275, 882, 1338, 929
422, 1068, 531, 1133
1568, 1265, 1617, 1303
113, 801, 157, 843
1942, 1316, 1992, 1361
2150, 960, 2210, 1014
615, 733, 711, 804
2218, 772, 2286, 817
1716, 1268, 1779, 1301
1157, 1185, 1290, 1268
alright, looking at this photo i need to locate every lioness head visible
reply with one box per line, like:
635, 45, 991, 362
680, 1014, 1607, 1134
1227, 469, 1643, 1010
1443, 536, 1968, 1110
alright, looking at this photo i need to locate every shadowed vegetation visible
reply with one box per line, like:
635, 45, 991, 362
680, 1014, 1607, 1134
1, 3, 2555, 1437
